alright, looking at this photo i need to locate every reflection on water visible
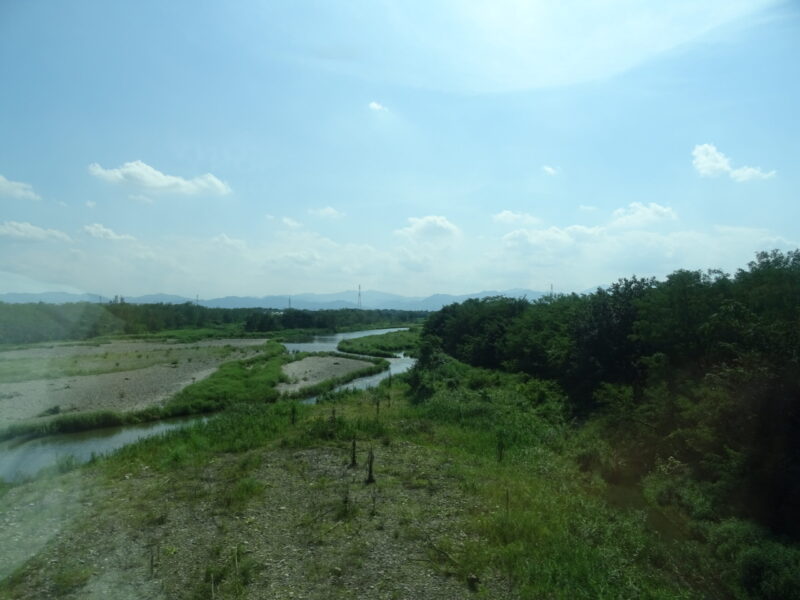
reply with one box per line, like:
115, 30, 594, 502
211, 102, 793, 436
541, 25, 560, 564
282, 327, 407, 354
0, 416, 202, 483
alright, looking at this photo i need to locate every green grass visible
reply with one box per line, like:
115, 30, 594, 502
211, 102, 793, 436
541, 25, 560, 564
3, 346, 794, 599
337, 328, 420, 358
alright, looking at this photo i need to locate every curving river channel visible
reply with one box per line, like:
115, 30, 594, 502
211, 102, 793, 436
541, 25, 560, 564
0, 328, 415, 483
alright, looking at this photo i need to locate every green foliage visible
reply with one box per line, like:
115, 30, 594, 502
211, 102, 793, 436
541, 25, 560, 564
336, 327, 420, 357
705, 519, 800, 599
418, 251, 800, 542
0, 300, 426, 345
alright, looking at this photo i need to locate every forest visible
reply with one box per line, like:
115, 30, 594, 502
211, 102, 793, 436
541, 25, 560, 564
409, 249, 800, 597
0, 301, 426, 345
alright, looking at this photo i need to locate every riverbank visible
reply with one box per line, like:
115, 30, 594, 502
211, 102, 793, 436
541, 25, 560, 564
0, 338, 268, 430
0, 400, 493, 599
0, 372, 736, 599
0, 328, 405, 447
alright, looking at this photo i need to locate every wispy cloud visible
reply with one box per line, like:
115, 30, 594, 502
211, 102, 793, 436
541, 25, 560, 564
395, 215, 460, 242
282, 217, 302, 229
85, 201, 96, 208
692, 144, 775, 182
0, 221, 71, 242
610, 202, 677, 228
212, 233, 246, 251
542, 165, 558, 176
493, 210, 540, 226
0, 175, 40, 200
368, 101, 388, 112
308, 206, 345, 219
84, 223, 135, 241
89, 160, 232, 195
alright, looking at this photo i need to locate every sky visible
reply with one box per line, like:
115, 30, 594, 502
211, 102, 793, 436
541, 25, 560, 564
1, 0, 798, 298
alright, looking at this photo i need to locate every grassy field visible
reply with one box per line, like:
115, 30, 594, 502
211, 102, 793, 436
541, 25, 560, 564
337, 328, 420, 358
0, 367, 756, 598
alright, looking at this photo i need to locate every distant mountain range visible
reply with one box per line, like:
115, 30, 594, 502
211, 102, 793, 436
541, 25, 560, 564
0, 289, 545, 312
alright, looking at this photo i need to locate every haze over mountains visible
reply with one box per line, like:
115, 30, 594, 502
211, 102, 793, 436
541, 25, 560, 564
0, 289, 545, 312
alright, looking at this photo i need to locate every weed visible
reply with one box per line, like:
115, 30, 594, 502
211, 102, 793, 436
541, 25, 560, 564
222, 477, 264, 510
52, 565, 91, 595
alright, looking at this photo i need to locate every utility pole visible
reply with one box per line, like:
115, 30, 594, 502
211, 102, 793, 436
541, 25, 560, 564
357, 284, 362, 309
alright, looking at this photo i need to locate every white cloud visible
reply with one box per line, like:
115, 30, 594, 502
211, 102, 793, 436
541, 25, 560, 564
493, 210, 540, 226
85, 200, 96, 208
692, 143, 775, 182
395, 215, 461, 242
282, 217, 302, 229
368, 101, 388, 112
83, 223, 135, 241
88, 160, 232, 195
308, 206, 345, 219
610, 202, 677, 229
129, 194, 154, 204
729, 165, 776, 182
0, 221, 71, 242
212, 233, 246, 251
579, 205, 597, 211
0, 175, 40, 200
542, 165, 558, 176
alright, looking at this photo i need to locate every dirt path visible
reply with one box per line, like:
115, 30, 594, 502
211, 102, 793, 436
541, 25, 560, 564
0, 470, 103, 583
0, 440, 507, 599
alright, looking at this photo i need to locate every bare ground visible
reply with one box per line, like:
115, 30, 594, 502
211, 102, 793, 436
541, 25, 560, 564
0, 441, 513, 599
276, 357, 374, 394
0, 339, 267, 429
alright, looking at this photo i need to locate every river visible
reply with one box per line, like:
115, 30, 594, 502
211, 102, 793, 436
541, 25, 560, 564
282, 327, 416, 400
0, 328, 415, 483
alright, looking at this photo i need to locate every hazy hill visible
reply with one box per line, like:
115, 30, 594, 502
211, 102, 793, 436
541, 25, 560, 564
0, 289, 545, 311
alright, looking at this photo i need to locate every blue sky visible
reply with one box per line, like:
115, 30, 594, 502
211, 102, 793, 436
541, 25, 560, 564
1, 0, 798, 297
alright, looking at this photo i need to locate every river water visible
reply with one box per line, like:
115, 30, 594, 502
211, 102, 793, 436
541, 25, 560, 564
0, 328, 415, 483
283, 327, 415, 400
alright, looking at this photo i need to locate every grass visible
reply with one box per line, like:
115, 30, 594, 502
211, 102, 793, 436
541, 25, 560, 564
96, 373, 710, 597
4, 346, 794, 598
337, 328, 420, 358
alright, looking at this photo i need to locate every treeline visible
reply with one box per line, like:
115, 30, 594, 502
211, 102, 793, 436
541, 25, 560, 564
417, 250, 800, 541
0, 301, 427, 344
242, 308, 426, 332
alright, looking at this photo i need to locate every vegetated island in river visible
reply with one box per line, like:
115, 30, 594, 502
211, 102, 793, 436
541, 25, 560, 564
0, 309, 418, 441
